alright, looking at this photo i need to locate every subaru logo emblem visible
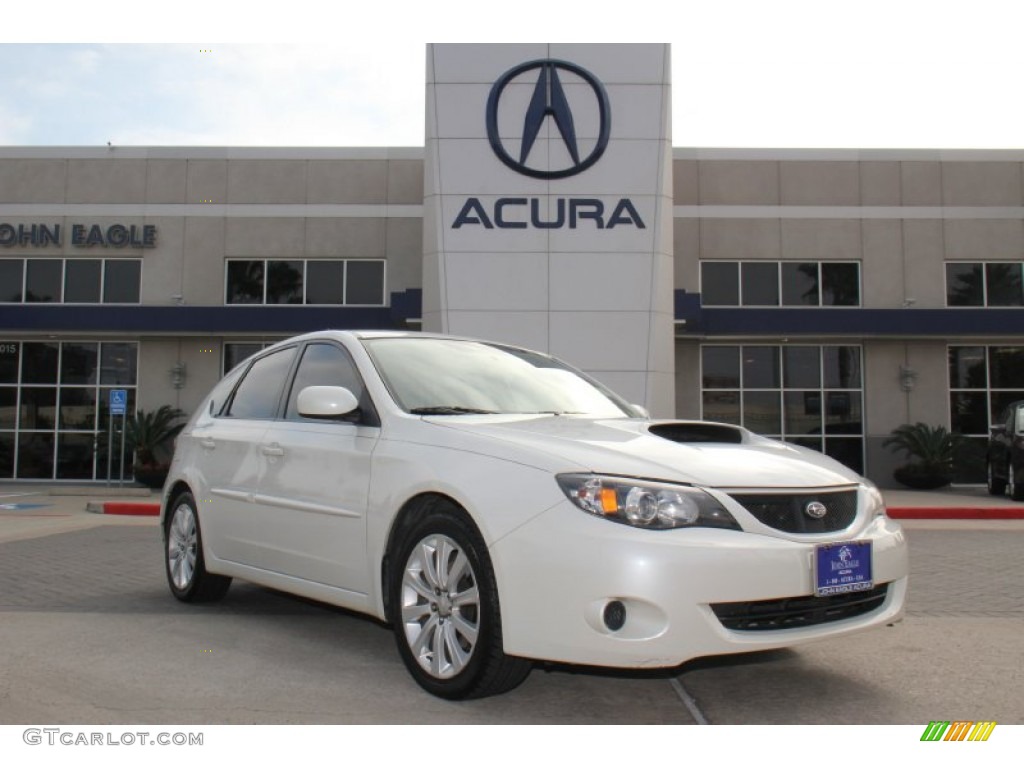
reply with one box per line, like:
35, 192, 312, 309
805, 501, 828, 519
486, 59, 611, 180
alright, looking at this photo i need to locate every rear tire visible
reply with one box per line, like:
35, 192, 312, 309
165, 491, 232, 603
388, 501, 531, 699
987, 460, 1007, 496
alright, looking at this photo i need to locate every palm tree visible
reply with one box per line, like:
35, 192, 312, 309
125, 406, 186, 468
883, 423, 964, 489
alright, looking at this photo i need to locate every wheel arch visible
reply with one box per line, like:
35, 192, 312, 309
162, 480, 194, 531
380, 492, 480, 619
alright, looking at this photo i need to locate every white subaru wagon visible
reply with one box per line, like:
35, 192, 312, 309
161, 330, 908, 699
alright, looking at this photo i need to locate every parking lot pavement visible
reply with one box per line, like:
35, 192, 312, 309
0, 492, 1021, 725
0, 487, 156, 545
677, 524, 1024, 724
0, 525, 692, 725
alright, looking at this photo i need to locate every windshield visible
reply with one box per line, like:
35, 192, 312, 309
362, 337, 636, 418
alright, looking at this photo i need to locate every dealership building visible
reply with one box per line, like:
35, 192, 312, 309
2, 43, 1023, 485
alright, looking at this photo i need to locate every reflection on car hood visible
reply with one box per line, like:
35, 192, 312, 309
428, 415, 860, 489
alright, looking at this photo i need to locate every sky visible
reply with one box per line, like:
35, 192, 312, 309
2, 0, 1024, 149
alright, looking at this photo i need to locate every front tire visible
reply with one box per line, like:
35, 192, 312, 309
165, 491, 232, 603
389, 502, 531, 699
1011, 464, 1024, 502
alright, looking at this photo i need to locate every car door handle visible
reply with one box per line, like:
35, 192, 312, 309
199, 438, 216, 450
261, 444, 285, 457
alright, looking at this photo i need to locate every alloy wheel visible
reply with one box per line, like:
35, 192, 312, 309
168, 503, 198, 591
400, 534, 480, 679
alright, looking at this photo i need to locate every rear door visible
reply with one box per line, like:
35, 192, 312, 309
194, 345, 297, 565
253, 340, 380, 593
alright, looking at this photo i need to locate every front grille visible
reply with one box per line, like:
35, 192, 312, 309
729, 490, 858, 533
711, 584, 889, 631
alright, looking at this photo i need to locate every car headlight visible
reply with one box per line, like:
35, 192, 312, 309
861, 480, 888, 518
556, 474, 741, 531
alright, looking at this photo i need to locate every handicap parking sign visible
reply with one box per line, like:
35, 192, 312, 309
109, 389, 128, 416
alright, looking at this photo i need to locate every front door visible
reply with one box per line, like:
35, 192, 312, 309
251, 341, 378, 594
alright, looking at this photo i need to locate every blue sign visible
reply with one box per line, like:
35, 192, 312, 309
109, 389, 128, 416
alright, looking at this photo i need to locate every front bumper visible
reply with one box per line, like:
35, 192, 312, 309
489, 499, 908, 668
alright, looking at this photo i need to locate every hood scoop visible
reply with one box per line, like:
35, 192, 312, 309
647, 422, 744, 445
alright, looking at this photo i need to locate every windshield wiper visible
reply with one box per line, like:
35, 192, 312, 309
409, 406, 498, 415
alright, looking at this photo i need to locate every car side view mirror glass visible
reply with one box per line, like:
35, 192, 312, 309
297, 386, 359, 419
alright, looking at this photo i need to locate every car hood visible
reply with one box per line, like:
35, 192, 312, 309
428, 415, 860, 489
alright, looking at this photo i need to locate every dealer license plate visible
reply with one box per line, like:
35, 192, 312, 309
814, 541, 873, 596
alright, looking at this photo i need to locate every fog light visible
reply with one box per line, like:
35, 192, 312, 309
603, 600, 626, 631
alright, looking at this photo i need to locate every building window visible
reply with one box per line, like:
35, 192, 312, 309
0, 261, 24, 302
306, 261, 345, 304
225, 259, 386, 306
0, 340, 138, 480
103, 260, 142, 303
64, 260, 102, 303
701, 344, 864, 473
948, 345, 1024, 482
267, 260, 303, 304
700, 261, 861, 307
946, 262, 1024, 307
0, 258, 141, 304
26, 259, 62, 302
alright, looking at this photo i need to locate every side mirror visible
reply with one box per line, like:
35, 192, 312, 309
297, 386, 359, 419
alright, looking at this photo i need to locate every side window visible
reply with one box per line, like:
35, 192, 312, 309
285, 343, 366, 420
225, 347, 296, 419
199, 366, 245, 423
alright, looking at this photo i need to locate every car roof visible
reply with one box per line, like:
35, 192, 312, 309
279, 329, 532, 347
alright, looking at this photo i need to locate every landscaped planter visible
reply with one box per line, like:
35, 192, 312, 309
893, 464, 952, 490
132, 464, 169, 489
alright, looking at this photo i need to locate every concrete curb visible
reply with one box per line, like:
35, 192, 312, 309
86, 501, 161, 517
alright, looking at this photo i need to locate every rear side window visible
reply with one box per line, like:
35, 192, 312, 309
225, 347, 296, 419
285, 343, 368, 421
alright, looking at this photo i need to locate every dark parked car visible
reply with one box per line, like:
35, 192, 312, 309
986, 400, 1024, 500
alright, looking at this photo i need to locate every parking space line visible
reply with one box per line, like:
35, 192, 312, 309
670, 677, 709, 725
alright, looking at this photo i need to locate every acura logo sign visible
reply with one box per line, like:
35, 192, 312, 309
453, 58, 642, 230
486, 59, 611, 180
